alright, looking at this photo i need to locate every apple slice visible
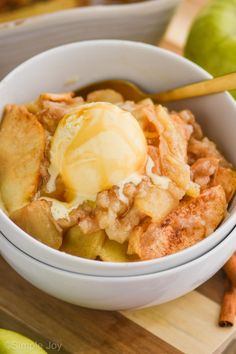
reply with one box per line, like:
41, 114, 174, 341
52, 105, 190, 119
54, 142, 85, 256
0, 105, 45, 213
134, 185, 178, 223
99, 239, 130, 262
11, 200, 62, 249
61, 226, 105, 260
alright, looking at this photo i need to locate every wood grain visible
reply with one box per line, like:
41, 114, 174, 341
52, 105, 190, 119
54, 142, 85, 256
1, 1, 236, 354
122, 292, 236, 354
0, 258, 181, 354
0, 310, 70, 354
197, 271, 226, 305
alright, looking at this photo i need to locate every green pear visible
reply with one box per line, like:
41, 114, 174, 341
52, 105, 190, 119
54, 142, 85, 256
0, 329, 47, 354
184, 0, 236, 98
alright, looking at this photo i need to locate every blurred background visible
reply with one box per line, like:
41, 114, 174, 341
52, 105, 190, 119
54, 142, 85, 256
0, 0, 235, 98
0, 0, 148, 20
0, 0, 208, 77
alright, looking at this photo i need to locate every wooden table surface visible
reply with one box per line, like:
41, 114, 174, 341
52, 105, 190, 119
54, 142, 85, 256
1, 1, 236, 353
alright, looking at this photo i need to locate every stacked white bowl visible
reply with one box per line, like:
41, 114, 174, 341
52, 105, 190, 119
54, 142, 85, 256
0, 0, 181, 80
0, 41, 235, 310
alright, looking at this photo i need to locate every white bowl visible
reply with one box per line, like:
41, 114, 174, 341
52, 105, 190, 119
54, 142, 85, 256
0, 0, 181, 80
0, 227, 235, 310
0, 40, 236, 277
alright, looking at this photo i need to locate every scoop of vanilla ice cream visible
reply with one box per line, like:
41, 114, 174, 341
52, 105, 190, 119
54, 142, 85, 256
48, 102, 147, 203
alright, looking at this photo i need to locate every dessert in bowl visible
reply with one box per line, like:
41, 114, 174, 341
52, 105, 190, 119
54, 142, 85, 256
0, 40, 235, 277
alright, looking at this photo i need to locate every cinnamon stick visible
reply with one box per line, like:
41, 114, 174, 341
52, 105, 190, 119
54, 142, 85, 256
219, 285, 236, 327
224, 253, 236, 287
219, 253, 236, 327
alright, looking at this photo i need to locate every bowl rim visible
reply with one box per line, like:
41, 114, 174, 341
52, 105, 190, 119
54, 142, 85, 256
1, 225, 236, 280
0, 39, 236, 272
0, 0, 180, 31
